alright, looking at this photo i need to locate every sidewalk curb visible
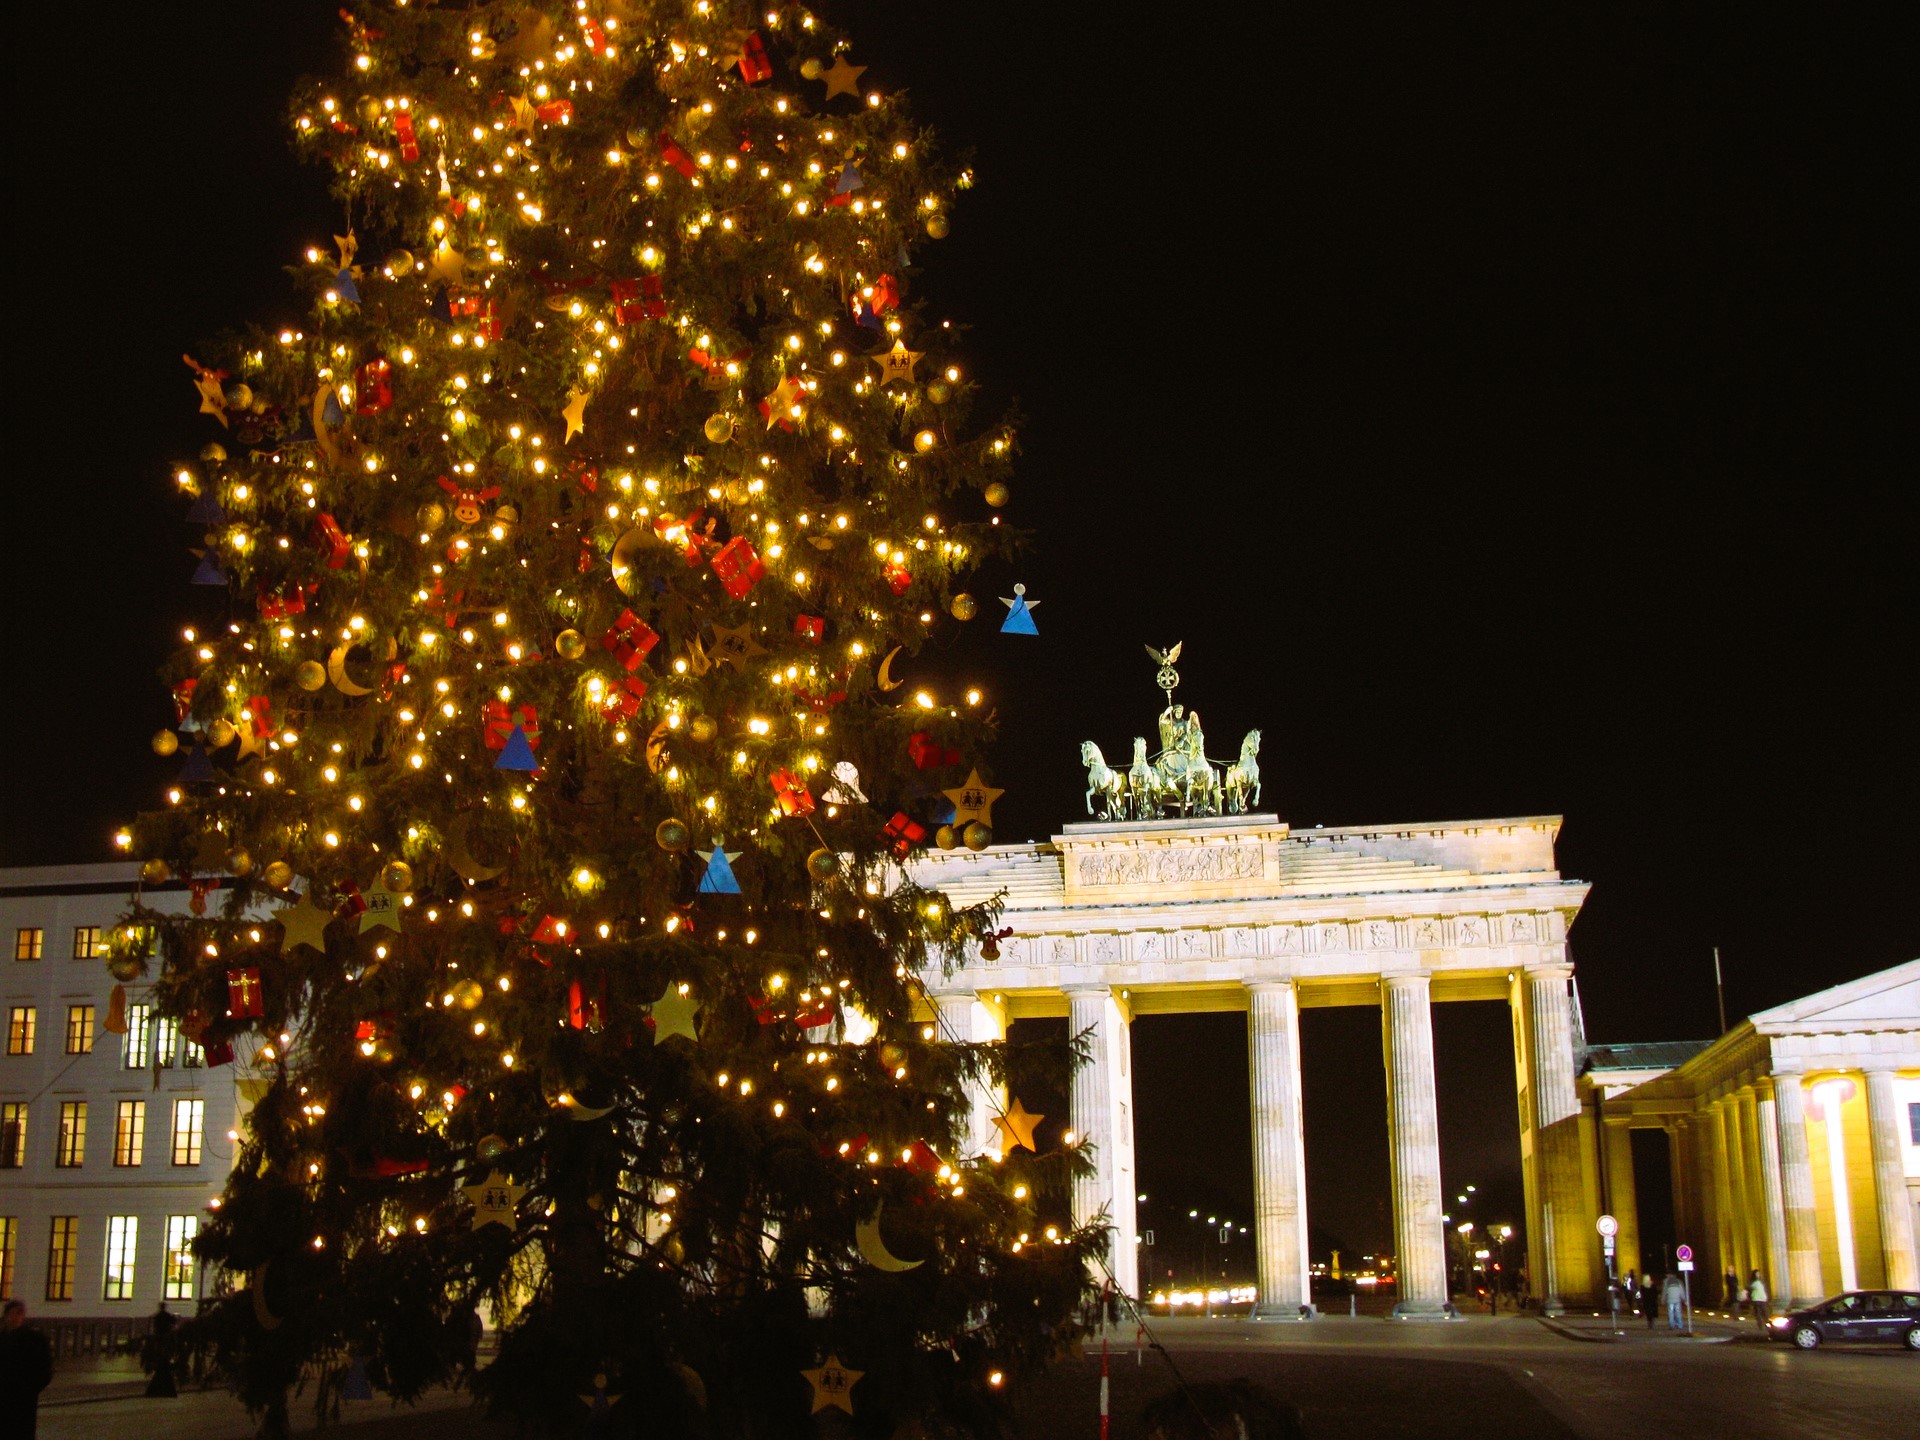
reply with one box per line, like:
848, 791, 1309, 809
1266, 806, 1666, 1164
1534, 1317, 1734, 1345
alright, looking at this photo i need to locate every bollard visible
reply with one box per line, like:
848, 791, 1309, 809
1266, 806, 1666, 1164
1349, 1294, 1356, 1318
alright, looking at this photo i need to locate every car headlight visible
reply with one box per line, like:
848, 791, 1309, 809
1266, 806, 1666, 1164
1769, 1317, 1790, 1328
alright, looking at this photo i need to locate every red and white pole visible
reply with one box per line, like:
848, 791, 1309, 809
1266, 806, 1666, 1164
1099, 1332, 1110, 1440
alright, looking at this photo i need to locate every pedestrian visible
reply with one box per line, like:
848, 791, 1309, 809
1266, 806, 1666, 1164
1748, 1270, 1770, 1331
1663, 1270, 1688, 1331
1105, 1281, 1122, 1330
1, 1299, 55, 1438
1640, 1276, 1659, 1330
1722, 1268, 1738, 1314
143, 1302, 178, 1398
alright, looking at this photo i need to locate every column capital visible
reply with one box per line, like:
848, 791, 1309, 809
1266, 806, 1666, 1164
1523, 962, 1574, 983
1061, 982, 1112, 998
1861, 1064, 1901, 1079
1380, 970, 1430, 994
1244, 978, 1297, 997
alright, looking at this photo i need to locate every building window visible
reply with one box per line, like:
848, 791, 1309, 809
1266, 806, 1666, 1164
14, 927, 43, 961
171, 1098, 205, 1166
6, 1006, 33, 1056
65, 1004, 95, 1055
164, 1215, 200, 1300
72, 926, 102, 960
123, 1004, 152, 1070
103, 1216, 138, 1301
45, 1216, 77, 1302
153, 1015, 180, 1069
1910, 1101, 1920, 1146
0, 1103, 25, 1167
56, 1101, 87, 1167
0, 1216, 15, 1297
183, 1036, 203, 1069
114, 1100, 146, 1167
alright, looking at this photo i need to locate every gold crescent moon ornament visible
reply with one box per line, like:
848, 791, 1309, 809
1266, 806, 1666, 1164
609, 526, 649, 596
876, 646, 904, 692
326, 643, 373, 697
311, 385, 348, 467
446, 813, 507, 883
854, 1202, 923, 1273
251, 1264, 282, 1330
554, 1093, 616, 1122
646, 718, 672, 774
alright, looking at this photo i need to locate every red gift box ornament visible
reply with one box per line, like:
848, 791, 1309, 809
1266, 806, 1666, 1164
226, 967, 265, 1019
737, 31, 773, 84
314, 513, 353, 568
537, 99, 573, 124
601, 609, 660, 671
710, 536, 765, 598
256, 580, 316, 620
609, 275, 666, 325
601, 676, 648, 724
901, 1140, 942, 1175
908, 732, 960, 771
882, 812, 927, 858
392, 108, 420, 161
568, 976, 606, 1032
771, 768, 815, 818
885, 560, 912, 596
354, 357, 393, 415
793, 614, 824, 646
530, 915, 571, 946
656, 130, 698, 179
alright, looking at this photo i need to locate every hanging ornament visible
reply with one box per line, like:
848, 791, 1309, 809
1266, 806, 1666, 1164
225, 967, 265, 1019
736, 30, 774, 83
358, 878, 404, 934
949, 594, 977, 622
709, 537, 765, 599
830, 161, 864, 205
707, 622, 766, 668
648, 984, 701, 1044
275, 895, 333, 954
802, 1356, 863, 1416
447, 814, 508, 884
483, 701, 541, 771
554, 629, 586, 661
758, 376, 806, 431
139, 858, 172, 884
882, 812, 927, 858
225, 848, 253, 877
943, 770, 1004, 829
999, 584, 1039, 635
818, 53, 868, 100
609, 274, 666, 325
855, 1203, 923, 1273
913, 429, 939, 454
992, 1098, 1043, 1154
600, 609, 660, 670
461, 1171, 525, 1232
984, 482, 1010, 507
561, 387, 589, 443
295, 660, 327, 691
792, 614, 825, 646
655, 818, 690, 853
179, 739, 216, 784
152, 730, 180, 757
873, 341, 922, 386
771, 769, 815, 818
601, 676, 648, 725
806, 847, 840, 881
262, 861, 294, 890
183, 354, 229, 426
822, 762, 866, 805
908, 733, 961, 771
449, 979, 484, 1010
703, 413, 735, 443
963, 822, 993, 851
925, 213, 950, 239
934, 825, 957, 851
695, 839, 743, 894
104, 984, 129, 1035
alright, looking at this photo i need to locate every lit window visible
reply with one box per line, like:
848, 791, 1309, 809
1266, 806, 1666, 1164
172, 1099, 205, 1166
164, 1215, 200, 1300
56, 1101, 86, 1167
182, 1036, 203, 1069
0, 1216, 16, 1297
103, 1215, 138, 1301
123, 1004, 152, 1070
72, 926, 101, 960
1910, 1101, 1920, 1147
45, 1216, 77, 1301
154, 1016, 180, 1069
6, 1006, 33, 1056
14, 927, 43, 961
114, 1101, 145, 1167
0, 1103, 25, 1167
65, 1005, 94, 1055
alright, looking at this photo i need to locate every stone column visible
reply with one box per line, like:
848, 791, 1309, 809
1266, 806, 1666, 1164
1864, 1069, 1920, 1290
1753, 1081, 1791, 1302
1247, 981, 1311, 1319
934, 993, 1006, 1160
1708, 1099, 1737, 1297
1526, 967, 1587, 1311
1735, 1089, 1769, 1291
1772, 1073, 1824, 1306
1603, 1119, 1642, 1280
1382, 974, 1448, 1317
1066, 985, 1138, 1297
1719, 1097, 1754, 1288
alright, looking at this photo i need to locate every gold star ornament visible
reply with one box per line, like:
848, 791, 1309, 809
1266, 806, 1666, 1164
275, 895, 333, 954
802, 1355, 863, 1415
461, 1170, 525, 1231
650, 984, 701, 1044
873, 340, 923, 386
562, 386, 589, 443
992, 1097, 1043, 1154
358, 879, 405, 934
426, 239, 468, 287
819, 55, 867, 100
707, 622, 766, 669
942, 769, 1004, 828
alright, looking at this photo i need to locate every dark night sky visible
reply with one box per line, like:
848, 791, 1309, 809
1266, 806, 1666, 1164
5, 4, 1912, 1261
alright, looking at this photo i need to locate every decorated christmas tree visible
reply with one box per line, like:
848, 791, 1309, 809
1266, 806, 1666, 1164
121, 4, 1093, 1435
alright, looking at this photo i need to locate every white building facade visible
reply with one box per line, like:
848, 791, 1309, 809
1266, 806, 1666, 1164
1, 863, 249, 1318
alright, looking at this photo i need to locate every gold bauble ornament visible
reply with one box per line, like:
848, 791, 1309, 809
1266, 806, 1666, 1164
140, 859, 172, 884
554, 629, 586, 660
925, 214, 950, 239
934, 825, 958, 851
800, 57, 824, 79
913, 429, 939, 454
624, 124, 650, 149
925, 381, 951, 406
381, 861, 414, 893
949, 594, 977, 622
806, 847, 840, 881
224, 848, 253, 876
224, 382, 253, 410
703, 413, 735, 443
682, 104, 712, 134
262, 860, 294, 889
295, 661, 327, 691
962, 822, 993, 852
387, 249, 415, 277
544, 291, 576, 313
451, 978, 485, 1010
983, 482, 1010, 507
207, 718, 236, 748
151, 730, 179, 757
879, 1041, 907, 1070
199, 442, 227, 463
655, 818, 691, 853
492, 504, 519, 540
688, 715, 718, 744
723, 477, 751, 505
417, 500, 448, 533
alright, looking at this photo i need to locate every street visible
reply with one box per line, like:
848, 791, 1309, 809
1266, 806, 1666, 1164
35, 1312, 1917, 1439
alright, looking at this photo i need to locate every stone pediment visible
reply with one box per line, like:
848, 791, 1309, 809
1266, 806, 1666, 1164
1751, 958, 1920, 1034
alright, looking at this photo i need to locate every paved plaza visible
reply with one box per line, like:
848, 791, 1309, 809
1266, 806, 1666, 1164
35, 1310, 1915, 1440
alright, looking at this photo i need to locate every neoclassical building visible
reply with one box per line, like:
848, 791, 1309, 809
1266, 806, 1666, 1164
1588, 959, 1920, 1307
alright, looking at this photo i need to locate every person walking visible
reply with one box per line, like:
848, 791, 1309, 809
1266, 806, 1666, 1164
1662, 1270, 1688, 1331
1722, 1267, 1739, 1315
1748, 1270, 1771, 1332
143, 1302, 178, 1397
0, 1299, 55, 1438
1640, 1274, 1659, 1330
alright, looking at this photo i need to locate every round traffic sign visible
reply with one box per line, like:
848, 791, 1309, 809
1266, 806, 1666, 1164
1596, 1214, 1619, 1238
1675, 1244, 1693, 1262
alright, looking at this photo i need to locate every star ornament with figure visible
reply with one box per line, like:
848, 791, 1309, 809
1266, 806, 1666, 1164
358, 880, 405, 934
942, 769, 1003, 827
802, 1355, 863, 1415
708, 622, 766, 669
275, 895, 334, 954
992, 1098, 1044, 1154
461, 1170, 525, 1231
873, 340, 922, 386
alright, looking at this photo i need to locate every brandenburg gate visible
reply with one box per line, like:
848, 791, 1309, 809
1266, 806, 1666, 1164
908, 660, 1600, 1315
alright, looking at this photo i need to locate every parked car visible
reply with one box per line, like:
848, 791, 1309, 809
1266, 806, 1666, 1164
1770, 1291, 1920, 1350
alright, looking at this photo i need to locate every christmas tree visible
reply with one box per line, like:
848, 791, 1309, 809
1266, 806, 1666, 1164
121, 5, 1094, 1435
